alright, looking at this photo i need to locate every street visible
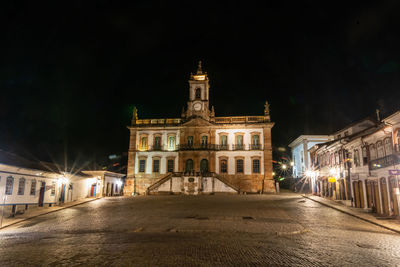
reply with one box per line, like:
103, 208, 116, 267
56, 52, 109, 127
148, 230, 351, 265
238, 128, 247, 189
0, 194, 399, 266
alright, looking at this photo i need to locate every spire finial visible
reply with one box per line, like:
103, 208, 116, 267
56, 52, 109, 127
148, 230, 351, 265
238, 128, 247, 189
197, 60, 203, 74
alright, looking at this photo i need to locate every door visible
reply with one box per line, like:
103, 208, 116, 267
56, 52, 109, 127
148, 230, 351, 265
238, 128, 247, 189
200, 159, 208, 174
60, 184, 66, 203
38, 182, 46, 207
111, 183, 114, 196
358, 181, 364, 208
91, 184, 96, 197
380, 178, 389, 215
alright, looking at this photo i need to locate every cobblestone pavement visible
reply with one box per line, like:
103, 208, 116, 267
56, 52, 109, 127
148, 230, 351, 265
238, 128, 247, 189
0, 194, 399, 266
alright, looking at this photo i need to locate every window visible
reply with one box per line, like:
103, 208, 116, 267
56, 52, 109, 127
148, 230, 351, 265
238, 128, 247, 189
201, 136, 208, 146
377, 141, 384, 158
153, 159, 160, 173
220, 159, 227, 173
337, 134, 341, 139
5, 176, 14, 195
384, 138, 393, 155
187, 136, 193, 146
185, 159, 194, 172
200, 159, 208, 173
344, 131, 349, 136
253, 159, 260, 173
195, 88, 201, 99
354, 149, 360, 167
30, 179, 36, 195
235, 135, 244, 150
154, 136, 161, 150
167, 159, 174, 172
51, 182, 56, 196
369, 144, 376, 160
335, 152, 339, 165
17, 178, 25, 195
236, 159, 244, 173
220, 135, 228, 149
139, 159, 146, 173
140, 136, 148, 150
168, 136, 175, 150
252, 135, 260, 149
362, 146, 368, 165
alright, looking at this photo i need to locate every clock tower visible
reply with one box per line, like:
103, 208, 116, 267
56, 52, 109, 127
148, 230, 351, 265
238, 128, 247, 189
184, 61, 212, 121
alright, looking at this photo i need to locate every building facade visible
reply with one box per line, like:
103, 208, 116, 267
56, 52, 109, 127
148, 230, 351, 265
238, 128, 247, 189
289, 135, 333, 178
309, 115, 400, 216
124, 62, 275, 195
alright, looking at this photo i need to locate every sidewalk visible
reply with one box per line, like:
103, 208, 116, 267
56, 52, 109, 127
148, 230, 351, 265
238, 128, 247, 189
303, 195, 400, 234
0, 197, 102, 230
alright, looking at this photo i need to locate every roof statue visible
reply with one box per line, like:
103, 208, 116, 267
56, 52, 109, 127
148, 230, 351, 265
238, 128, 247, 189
197, 60, 203, 74
264, 101, 270, 116
132, 106, 138, 125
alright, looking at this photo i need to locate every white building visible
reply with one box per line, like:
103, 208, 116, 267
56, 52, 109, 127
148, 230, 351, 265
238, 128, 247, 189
83, 171, 125, 196
0, 150, 111, 216
289, 135, 333, 178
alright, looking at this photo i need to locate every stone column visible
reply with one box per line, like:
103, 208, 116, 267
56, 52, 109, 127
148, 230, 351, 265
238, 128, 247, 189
124, 128, 137, 196
263, 125, 275, 193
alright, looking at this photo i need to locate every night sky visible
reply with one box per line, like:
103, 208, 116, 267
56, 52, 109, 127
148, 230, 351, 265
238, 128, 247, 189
1, 2, 400, 168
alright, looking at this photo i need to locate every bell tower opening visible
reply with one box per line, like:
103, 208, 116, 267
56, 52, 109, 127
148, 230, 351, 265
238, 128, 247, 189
185, 61, 212, 120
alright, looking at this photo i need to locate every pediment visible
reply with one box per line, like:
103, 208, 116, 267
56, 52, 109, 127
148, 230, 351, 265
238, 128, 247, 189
182, 117, 213, 127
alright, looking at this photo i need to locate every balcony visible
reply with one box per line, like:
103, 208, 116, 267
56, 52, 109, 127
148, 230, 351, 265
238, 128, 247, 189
232, 144, 245, 150
250, 144, 263, 150
178, 144, 219, 151
369, 154, 400, 170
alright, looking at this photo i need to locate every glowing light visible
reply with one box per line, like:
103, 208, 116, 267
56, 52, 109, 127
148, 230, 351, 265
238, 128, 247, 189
329, 168, 337, 176
116, 180, 122, 186
272, 172, 276, 176
290, 161, 294, 166
305, 170, 313, 177
282, 164, 287, 170
193, 75, 206, 80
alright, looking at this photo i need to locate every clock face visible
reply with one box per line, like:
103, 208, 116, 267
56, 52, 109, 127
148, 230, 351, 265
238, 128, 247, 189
193, 102, 202, 111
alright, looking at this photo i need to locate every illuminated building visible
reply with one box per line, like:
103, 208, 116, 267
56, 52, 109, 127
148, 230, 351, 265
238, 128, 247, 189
124, 62, 275, 195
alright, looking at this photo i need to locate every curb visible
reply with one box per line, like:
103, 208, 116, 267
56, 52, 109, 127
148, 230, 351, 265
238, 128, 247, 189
302, 195, 400, 235
0, 197, 102, 230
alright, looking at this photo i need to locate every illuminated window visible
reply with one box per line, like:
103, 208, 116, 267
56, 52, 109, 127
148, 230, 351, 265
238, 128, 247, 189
139, 160, 146, 173
50, 182, 56, 196
17, 178, 25, 195
195, 88, 201, 99
253, 159, 260, 173
30, 179, 36, 195
236, 159, 244, 173
140, 137, 148, 150
5, 176, 14, 195
236, 135, 243, 145
220, 159, 227, 173
153, 159, 160, 173
168, 136, 175, 150
167, 159, 174, 172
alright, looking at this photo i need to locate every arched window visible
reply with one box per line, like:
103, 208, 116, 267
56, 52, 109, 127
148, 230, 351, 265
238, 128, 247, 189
17, 178, 25, 195
185, 159, 194, 172
369, 144, 376, 160
220, 159, 227, 173
384, 138, 393, 155
220, 135, 227, 149
140, 136, 148, 150
168, 136, 175, 150
195, 88, 201, 99
376, 141, 384, 158
200, 159, 208, 173
5, 176, 14, 195
154, 136, 161, 150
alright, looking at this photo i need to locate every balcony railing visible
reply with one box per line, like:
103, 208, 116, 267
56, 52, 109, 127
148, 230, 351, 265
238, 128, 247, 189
137, 144, 265, 151
369, 154, 400, 170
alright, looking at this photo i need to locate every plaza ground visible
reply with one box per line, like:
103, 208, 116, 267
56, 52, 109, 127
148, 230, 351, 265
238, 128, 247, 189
0, 193, 399, 266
